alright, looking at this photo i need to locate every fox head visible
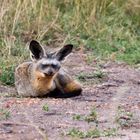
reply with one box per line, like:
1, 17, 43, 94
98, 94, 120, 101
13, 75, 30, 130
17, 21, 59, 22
29, 40, 73, 78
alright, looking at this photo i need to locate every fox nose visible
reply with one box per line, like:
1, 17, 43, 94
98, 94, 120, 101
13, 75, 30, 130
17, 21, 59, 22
44, 70, 54, 76
48, 71, 53, 76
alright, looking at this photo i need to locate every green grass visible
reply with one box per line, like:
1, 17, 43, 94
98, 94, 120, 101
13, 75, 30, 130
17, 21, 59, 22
77, 70, 107, 84
84, 108, 98, 124
67, 128, 85, 138
67, 127, 117, 138
70, 107, 117, 138
0, 64, 15, 86
73, 114, 82, 121
0, 0, 140, 85
0, 108, 11, 120
115, 106, 134, 128
72, 107, 98, 126
42, 104, 49, 112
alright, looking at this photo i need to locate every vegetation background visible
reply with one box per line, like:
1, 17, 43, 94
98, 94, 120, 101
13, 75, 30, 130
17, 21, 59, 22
0, 0, 140, 85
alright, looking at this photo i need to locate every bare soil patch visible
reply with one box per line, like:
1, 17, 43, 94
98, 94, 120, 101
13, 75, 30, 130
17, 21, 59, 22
0, 52, 140, 140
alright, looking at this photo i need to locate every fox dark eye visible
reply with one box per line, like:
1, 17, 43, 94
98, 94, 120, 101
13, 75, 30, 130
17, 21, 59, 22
51, 64, 57, 68
41, 64, 49, 69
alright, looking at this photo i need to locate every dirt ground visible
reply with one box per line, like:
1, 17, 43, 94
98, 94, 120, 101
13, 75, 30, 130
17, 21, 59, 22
0, 51, 140, 140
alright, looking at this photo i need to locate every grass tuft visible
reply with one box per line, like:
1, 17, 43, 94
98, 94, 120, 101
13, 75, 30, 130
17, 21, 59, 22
0, 64, 15, 86
0, 108, 11, 120
115, 106, 134, 128
67, 127, 117, 138
77, 70, 107, 84
42, 104, 49, 112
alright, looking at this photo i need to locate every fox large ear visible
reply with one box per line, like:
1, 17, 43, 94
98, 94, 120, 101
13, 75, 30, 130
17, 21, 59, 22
29, 40, 45, 61
56, 44, 73, 61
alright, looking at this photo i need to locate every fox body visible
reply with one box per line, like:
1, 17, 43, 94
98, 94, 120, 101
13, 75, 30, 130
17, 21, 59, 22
15, 40, 82, 97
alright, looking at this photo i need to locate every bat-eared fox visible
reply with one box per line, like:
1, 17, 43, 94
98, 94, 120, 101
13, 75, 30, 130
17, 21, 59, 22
15, 40, 82, 98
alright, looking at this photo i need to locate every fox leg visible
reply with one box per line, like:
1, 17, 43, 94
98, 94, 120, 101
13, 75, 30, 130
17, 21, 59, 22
52, 71, 82, 98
